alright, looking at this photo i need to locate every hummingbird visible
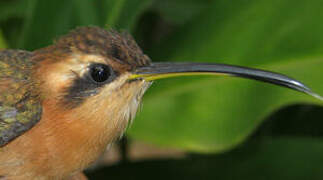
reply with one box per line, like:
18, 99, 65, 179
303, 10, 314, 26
0, 26, 321, 179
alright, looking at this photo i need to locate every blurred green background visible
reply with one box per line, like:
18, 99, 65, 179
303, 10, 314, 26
1, 0, 323, 179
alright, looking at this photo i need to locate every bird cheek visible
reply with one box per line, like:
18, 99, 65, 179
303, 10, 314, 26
37, 64, 74, 100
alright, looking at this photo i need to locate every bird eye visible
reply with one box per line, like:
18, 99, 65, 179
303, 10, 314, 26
89, 64, 112, 83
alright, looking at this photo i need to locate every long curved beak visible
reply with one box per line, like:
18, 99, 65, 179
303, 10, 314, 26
130, 62, 322, 100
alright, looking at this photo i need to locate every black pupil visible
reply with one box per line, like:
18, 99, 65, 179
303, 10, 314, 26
90, 64, 111, 83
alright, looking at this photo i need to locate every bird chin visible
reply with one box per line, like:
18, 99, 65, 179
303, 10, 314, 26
117, 81, 152, 140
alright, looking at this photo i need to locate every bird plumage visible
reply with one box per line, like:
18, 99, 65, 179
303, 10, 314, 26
0, 27, 151, 179
0, 50, 42, 147
0, 26, 319, 179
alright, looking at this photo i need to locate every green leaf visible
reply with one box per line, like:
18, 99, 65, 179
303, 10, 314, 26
152, 0, 210, 25
129, 0, 323, 152
0, 30, 7, 49
87, 137, 323, 180
18, 0, 79, 50
104, 0, 153, 31
130, 57, 323, 152
210, 137, 323, 180
152, 0, 323, 63
256, 104, 323, 137
19, 0, 151, 50
0, 0, 27, 22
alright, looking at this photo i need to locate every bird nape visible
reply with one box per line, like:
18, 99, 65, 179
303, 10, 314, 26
0, 26, 321, 180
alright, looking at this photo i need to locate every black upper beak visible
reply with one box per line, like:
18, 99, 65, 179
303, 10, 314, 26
130, 62, 322, 100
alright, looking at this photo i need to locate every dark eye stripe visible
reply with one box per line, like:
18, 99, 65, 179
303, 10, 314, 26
62, 63, 117, 108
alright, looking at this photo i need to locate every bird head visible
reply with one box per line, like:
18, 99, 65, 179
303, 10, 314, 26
31, 27, 152, 145
30, 26, 321, 148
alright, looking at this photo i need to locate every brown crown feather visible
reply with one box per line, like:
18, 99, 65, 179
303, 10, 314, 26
58, 27, 151, 67
33, 26, 151, 70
